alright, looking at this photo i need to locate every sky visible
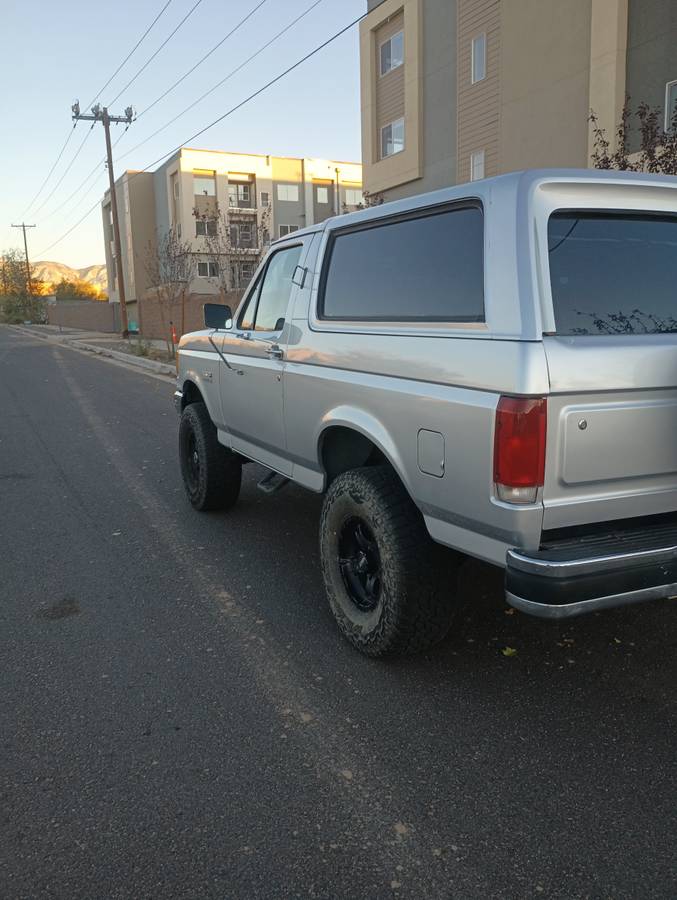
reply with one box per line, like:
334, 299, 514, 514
0, 0, 364, 269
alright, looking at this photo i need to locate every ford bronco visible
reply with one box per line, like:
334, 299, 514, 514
175, 169, 677, 656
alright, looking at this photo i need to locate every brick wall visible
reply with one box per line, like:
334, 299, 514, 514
138, 291, 243, 341
46, 300, 120, 332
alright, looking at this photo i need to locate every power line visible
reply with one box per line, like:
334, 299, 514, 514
120, 0, 326, 162
30, 125, 96, 218
140, 9, 366, 174
33, 10, 366, 258
33, 200, 102, 259
20, 0, 174, 220
137, 0, 269, 119
21, 128, 76, 219
38, 0, 327, 225
108, 0, 204, 107
34, 122, 133, 257
85, 0, 174, 109
39, 128, 129, 224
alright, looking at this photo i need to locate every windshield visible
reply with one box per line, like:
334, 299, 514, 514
547, 211, 677, 335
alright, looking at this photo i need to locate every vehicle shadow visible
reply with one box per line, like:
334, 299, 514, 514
230, 471, 676, 701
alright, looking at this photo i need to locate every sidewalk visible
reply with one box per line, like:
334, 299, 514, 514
10, 324, 177, 377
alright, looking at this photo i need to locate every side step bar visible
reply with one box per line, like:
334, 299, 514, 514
257, 471, 290, 494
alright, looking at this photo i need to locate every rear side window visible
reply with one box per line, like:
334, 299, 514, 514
319, 204, 484, 322
548, 211, 677, 335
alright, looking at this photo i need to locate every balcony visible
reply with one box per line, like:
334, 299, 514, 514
227, 200, 257, 214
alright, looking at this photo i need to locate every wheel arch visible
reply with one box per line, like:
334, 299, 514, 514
317, 408, 411, 493
181, 379, 204, 410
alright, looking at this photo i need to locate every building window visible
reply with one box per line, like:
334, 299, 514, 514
231, 262, 256, 289
279, 224, 299, 238
228, 182, 251, 207
173, 179, 180, 199
277, 184, 299, 202
196, 219, 217, 237
381, 117, 405, 158
471, 33, 486, 84
665, 81, 677, 131
197, 261, 219, 277
230, 221, 254, 249
380, 30, 403, 76
194, 173, 216, 196
176, 222, 182, 238
261, 191, 270, 207
470, 149, 485, 182
344, 188, 362, 206
316, 186, 329, 204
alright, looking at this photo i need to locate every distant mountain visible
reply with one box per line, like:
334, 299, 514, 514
33, 261, 108, 295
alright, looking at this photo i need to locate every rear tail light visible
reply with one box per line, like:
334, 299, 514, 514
493, 396, 547, 504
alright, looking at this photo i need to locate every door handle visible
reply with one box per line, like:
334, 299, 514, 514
266, 344, 284, 359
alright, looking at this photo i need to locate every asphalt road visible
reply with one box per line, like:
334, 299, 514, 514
1, 326, 675, 900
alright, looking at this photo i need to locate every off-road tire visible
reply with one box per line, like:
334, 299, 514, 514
179, 401, 241, 511
319, 465, 459, 657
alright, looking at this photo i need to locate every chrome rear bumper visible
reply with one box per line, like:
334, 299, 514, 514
506, 544, 677, 619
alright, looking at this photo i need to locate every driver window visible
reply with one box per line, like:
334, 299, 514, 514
253, 245, 303, 332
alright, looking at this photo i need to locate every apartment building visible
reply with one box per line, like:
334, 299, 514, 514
102, 148, 362, 319
360, 0, 677, 200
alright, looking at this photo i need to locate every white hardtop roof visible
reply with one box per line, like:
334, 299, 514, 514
276, 168, 677, 241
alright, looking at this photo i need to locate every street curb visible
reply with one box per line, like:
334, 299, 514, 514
9, 325, 177, 378
69, 340, 177, 376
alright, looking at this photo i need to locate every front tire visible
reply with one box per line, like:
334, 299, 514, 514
179, 401, 241, 511
319, 465, 459, 657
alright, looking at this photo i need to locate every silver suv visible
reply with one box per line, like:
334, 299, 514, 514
175, 169, 677, 656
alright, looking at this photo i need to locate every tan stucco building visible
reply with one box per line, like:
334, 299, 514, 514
102, 148, 361, 327
360, 0, 677, 200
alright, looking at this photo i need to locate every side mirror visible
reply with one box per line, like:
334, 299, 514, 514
204, 303, 232, 330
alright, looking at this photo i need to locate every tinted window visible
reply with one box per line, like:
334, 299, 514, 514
320, 205, 484, 322
548, 212, 677, 335
253, 245, 302, 332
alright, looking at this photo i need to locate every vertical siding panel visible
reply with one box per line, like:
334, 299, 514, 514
375, 11, 406, 134
457, 0, 500, 183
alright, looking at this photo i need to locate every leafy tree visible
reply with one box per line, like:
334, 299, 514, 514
590, 98, 677, 174
0, 249, 45, 323
54, 278, 106, 301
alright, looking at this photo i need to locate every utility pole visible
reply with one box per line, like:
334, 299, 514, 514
72, 100, 133, 337
11, 223, 36, 295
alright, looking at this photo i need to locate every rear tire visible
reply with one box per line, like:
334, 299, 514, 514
319, 465, 460, 657
179, 401, 241, 511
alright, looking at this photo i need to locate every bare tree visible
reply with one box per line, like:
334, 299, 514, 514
346, 189, 385, 213
193, 200, 271, 297
142, 228, 193, 353
590, 98, 677, 174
